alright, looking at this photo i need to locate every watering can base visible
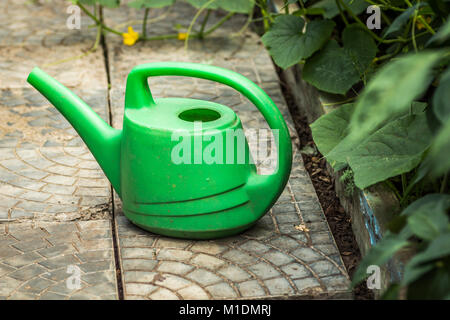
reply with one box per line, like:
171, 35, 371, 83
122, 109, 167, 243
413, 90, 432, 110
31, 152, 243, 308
123, 208, 260, 240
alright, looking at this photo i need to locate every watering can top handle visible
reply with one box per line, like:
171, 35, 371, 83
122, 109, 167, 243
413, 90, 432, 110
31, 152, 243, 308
125, 62, 292, 192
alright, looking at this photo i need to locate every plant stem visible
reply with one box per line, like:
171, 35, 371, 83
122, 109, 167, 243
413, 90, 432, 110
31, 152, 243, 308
199, 9, 211, 38
232, 8, 254, 37
283, 0, 289, 14
385, 180, 402, 201
76, 0, 123, 36
401, 173, 407, 195
203, 12, 235, 36
336, 0, 349, 26
412, 9, 418, 53
142, 8, 150, 38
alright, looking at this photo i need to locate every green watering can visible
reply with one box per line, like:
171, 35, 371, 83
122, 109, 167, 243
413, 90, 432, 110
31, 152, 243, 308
27, 62, 292, 239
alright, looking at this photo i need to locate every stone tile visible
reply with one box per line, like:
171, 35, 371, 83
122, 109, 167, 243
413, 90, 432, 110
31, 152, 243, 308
264, 277, 295, 296
238, 280, 266, 297
310, 260, 342, 277
178, 285, 209, 300
0, 221, 117, 299
205, 282, 237, 298
217, 265, 251, 283
149, 288, 179, 300
125, 283, 158, 297
157, 261, 194, 276
186, 269, 222, 286
248, 262, 281, 280
191, 254, 226, 270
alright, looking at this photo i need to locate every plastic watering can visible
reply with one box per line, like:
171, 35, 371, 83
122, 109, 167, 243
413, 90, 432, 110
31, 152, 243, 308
27, 62, 292, 239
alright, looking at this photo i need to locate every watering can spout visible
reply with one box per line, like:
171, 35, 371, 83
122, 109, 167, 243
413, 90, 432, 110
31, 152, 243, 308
27, 67, 122, 196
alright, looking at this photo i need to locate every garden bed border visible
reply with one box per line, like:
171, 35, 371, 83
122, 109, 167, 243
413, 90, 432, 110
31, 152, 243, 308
282, 64, 411, 296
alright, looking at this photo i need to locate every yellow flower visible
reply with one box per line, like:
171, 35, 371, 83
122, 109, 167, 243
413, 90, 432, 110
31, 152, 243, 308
416, 16, 432, 30
177, 32, 188, 41
123, 26, 139, 46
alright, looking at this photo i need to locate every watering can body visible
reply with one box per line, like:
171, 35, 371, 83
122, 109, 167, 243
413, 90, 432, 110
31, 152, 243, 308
27, 62, 292, 239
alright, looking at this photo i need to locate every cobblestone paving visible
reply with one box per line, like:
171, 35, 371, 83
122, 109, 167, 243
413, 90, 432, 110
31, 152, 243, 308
107, 2, 351, 299
0, 0, 351, 299
0, 220, 117, 300
0, 0, 117, 299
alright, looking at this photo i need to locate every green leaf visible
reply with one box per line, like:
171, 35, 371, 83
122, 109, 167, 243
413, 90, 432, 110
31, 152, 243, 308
342, 25, 377, 77
407, 233, 450, 267
219, 0, 254, 13
185, 0, 219, 10
403, 193, 450, 216
261, 15, 335, 69
433, 67, 450, 125
312, 0, 367, 19
408, 210, 449, 241
381, 283, 401, 300
383, 4, 422, 39
303, 25, 376, 94
185, 0, 254, 13
403, 233, 450, 295
426, 17, 450, 46
310, 103, 355, 168
303, 40, 360, 94
428, 117, 450, 176
347, 113, 433, 189
348, 51, 443, 140
128, 0, 175, 8
351, 233, 409, 287
406, 265, 450, 300
98, 0, 120, 7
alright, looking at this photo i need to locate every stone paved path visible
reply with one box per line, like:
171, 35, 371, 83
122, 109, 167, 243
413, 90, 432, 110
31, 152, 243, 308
0, 0, 350, 299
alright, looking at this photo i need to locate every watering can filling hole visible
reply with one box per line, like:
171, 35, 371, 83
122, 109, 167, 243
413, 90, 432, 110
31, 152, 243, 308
178, 108, 221, 122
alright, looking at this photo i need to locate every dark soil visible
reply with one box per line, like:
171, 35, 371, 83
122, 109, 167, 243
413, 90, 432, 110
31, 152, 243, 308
276, 70, 374, 300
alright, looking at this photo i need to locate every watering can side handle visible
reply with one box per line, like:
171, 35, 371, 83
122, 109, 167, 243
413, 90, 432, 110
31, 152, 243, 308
125, 62, 292, 200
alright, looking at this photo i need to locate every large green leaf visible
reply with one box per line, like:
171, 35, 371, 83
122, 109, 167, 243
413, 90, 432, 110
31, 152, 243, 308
343, 25, 377, 77
402, 194, 450, 217
303, 25, 375, 94
185, 0, 254, 13
426, 17, 450, 46
433, 66, 450, 125
128, 0, 175, 8
406, 233, 450, 266
402, 233, 450, 288
219, 0, 254, 13
352, 233, 409, 287
347, 113, 433, 189
261, 15, 335, 69
406, 265, 450, 300
383, 4, 423, 39
348, 51, 443, 140
312, 0, 367, 19
310, 103, 355, 168
428, 117, 450, 176
303, 40, 360, 94
408, 210, 449, 241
